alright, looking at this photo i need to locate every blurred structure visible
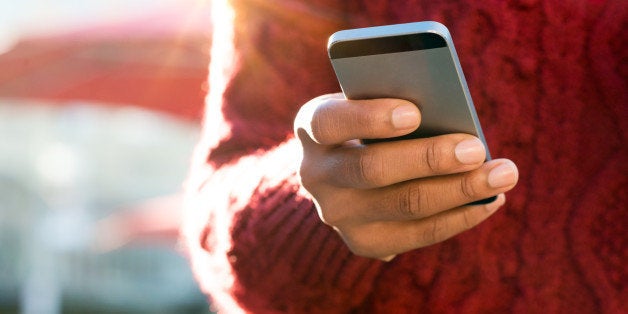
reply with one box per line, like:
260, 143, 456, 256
0, 2, 211, 120
0, 1, 212, 313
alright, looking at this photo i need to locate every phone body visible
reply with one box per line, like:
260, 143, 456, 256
328, 21, 496, 204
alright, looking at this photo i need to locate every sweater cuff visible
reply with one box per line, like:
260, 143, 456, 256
182, 139, 384, 313
229, 178, 383, 313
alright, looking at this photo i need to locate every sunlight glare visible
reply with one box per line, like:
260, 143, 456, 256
201, 0, 237, 153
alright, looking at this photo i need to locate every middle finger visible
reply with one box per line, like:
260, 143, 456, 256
351, 159, 518, 222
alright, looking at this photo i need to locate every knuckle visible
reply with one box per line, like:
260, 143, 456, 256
421, 227, 436, 247
357, 150, 387, 187
336, 225, 391, 259
318, 211, 336, 226
310, 106, 334, 144
298, 169, 316, 193
396, 184, 425, 218
423, 139, 442, 173
459, 175, 479, 200
302, 97, 343, 144
314, 191, 358, 227
421, 216, 447, 246
343, 233, 378, 259
298, 161, 322, 191
316, 200, 343, 226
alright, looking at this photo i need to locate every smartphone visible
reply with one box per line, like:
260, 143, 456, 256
328, 21, 496, 204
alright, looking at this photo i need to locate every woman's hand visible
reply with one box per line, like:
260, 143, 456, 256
294, 93, 518, 260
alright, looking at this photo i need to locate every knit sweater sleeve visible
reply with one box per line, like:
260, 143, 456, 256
179, 1, 385, 312
182, 139, 383, 313
183, 0, 628, 312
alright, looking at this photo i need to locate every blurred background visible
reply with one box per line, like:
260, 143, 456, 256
0, 0, 212, 313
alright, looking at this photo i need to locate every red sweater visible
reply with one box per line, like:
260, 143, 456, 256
182, 0, 627, 313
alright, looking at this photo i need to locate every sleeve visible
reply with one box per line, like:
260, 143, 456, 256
180, 1, 385, 312
181, 139, 384, 313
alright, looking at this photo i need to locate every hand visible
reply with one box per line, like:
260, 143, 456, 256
294, 93, 518, 260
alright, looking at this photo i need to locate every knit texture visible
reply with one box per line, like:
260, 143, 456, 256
182, 0, 627, 312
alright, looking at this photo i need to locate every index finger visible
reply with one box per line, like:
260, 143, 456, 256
294, 93, 421, 146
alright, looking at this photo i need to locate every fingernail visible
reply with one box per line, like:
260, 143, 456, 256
454, 138, 486, 164
391, 105, 420, 129
488, 161, 518, 188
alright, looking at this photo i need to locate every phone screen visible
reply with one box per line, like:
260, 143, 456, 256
329, 33, 483, 141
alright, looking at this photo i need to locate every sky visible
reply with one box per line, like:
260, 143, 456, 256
0, 0, 203, 52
